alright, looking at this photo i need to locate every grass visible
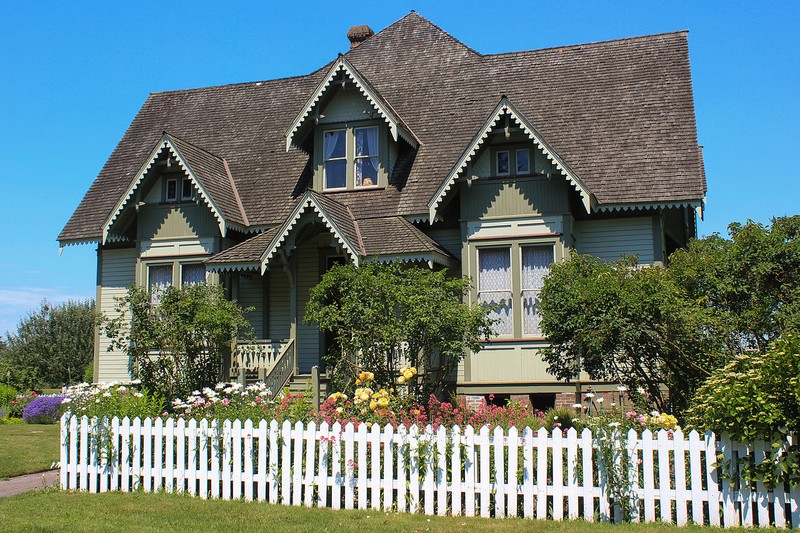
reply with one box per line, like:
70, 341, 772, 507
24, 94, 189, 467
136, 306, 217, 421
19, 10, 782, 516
0, 423, 60, 479
0, 491, 773, 532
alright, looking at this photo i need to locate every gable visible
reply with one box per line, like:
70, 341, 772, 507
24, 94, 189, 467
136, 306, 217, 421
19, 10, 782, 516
428, 97, 595, 221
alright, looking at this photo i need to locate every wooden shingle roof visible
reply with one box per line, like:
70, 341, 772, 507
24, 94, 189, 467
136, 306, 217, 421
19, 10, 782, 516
59, 12, 706, 245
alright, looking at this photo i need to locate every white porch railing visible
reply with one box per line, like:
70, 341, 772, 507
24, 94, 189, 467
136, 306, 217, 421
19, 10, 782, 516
230, 340, 288, 381
59, 416, 800, 528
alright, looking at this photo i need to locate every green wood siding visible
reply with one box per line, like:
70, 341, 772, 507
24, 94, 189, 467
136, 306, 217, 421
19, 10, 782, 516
268, 269, 291, 341
138, 204, 219, 241
296, 244, 320, 373
237, 274, 264, 339
461, 177, 569, 219
97, 247, 137, 383
318, 86, 373, 124
425, 227, 462, 260
573, 217, 657, 264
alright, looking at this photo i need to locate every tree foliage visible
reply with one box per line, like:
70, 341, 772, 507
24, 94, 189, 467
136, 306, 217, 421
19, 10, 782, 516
540, 216, 800, 413
103, 284, 251, 402
0, 299, 96, 389
686, 334, 800, 441
305, 262, 494, 401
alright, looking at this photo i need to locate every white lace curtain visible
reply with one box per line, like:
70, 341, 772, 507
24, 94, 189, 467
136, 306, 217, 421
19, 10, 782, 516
521, 246, 553, 335
478, 248, 513, 335
355, 127, 378, 186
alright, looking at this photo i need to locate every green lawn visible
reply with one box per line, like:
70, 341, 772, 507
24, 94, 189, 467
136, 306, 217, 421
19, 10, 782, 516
0, 423, 60, 479
0, 491, 772, 532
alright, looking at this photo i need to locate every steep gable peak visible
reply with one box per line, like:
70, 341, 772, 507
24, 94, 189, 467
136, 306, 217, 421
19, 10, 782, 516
429, 97, 595, 221
285, 55, 419, 151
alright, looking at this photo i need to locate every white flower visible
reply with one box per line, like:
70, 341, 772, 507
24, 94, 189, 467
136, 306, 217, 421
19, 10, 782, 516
215, 382, 225, 391
617, 386, 627, 392
585, 392, 595, 399
609, 422, 620, 427
596, 397, 604, 403
637, 387, 646, 394
572, 403, 583, 409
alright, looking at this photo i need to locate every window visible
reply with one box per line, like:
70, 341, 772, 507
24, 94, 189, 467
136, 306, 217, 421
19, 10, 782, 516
181, 179, 193, 200
521, 246, 553, 335
323, 129, 347, 189
181, 264, 206, 285
354, 127, 378, 187
478, 248, 513, 335
166, 179, 178, 202
516, 149, 530, 174
496, 150, 510, 176
148, 264, 173, 303
494, 147, 533, 177
477, 244, 554, 337
320, 124, 383, 190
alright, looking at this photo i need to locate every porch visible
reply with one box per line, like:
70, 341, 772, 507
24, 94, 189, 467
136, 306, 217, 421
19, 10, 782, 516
228, 338, 331, 405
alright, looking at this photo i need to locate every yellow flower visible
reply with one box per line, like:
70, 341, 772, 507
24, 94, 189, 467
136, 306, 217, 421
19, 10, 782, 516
377, 397, 389, 407
409, 367, 417, 376
369, 400, 378, 410
403, 370, 414, 380
397, 376, 406, 385
355, 378, 362, 386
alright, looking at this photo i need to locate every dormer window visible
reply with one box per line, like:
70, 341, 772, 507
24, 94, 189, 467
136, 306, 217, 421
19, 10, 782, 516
317, 122, 386, 190
324, 130, 347, 189
354, 126, 378, 187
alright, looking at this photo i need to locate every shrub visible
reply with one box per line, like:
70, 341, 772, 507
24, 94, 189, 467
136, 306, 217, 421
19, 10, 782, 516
6, 391, 38, 418
545, 406, 582, 432
686, 334, 800, 441
22, 395, 65, 424
0, 383, 18, 406
64, 382, 163, 420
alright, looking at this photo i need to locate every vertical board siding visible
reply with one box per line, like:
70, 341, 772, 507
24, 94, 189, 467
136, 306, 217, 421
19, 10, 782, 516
296, 244, 319, 373
268, 270, 290, 341
237, 274, 264, 339
97, 248, 137, 382
60, 416, 799, 529
573, 217, 656, 264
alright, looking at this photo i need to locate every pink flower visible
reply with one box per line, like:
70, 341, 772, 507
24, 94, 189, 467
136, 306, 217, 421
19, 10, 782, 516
222, 398, 230, 406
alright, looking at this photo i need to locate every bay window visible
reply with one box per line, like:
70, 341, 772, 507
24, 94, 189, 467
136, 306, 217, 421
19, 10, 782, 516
477, 243, 554, 337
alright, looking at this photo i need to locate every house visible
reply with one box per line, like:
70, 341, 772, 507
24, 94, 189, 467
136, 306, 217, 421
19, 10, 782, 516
58, 12, 706, 409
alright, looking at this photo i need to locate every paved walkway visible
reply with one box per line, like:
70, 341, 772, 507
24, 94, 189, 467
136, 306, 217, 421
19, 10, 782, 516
0, 470, 59, 498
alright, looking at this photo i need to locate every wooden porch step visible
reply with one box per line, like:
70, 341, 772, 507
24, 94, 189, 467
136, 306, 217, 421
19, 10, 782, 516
287, 373, 330, 405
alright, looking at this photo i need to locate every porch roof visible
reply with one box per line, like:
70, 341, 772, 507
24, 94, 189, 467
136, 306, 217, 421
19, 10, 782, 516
205, 191, 455, 272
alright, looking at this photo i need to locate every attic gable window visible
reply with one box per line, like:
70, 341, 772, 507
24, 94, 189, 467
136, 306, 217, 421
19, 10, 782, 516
354, 127, 378, 187
495, 147, 531, 177
165, 177, 194, 202
324, 130, 347, 189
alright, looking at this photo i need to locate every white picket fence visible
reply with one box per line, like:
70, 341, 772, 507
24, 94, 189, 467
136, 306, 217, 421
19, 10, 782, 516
59, 415, 800, 528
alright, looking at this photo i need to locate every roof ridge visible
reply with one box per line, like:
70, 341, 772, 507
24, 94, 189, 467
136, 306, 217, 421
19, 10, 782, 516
481, 30, 689, 59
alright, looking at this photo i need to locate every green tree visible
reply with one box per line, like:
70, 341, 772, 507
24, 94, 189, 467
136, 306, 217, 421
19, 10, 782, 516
1, 299, 95, 389
538, 254, 713, 412
103, 284, 251, 402
305, 262, 494, 400
539, 216, 800, 413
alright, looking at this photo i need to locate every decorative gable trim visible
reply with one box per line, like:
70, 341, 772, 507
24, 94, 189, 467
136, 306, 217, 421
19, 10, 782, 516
285, 56, 419, 151
596, 199, 704, 218
259, 191, 362, 273
101, 134, 228, 244
428, 97, 595, 221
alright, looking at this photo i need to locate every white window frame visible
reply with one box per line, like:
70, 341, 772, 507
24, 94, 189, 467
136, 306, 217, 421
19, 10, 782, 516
477, 246, 513, 337
323, 128, 348, 190
165, 178, 178, 202
180, 263, 206, 286
353, 126, 379, 188
520, 245, 553, 337
516, 149, 530, 175
495, 150, 511, 176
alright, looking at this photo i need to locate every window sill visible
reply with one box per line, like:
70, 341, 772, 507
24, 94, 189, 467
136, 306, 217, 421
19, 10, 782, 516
483, 337, 548, 343
322, 186, 386, 194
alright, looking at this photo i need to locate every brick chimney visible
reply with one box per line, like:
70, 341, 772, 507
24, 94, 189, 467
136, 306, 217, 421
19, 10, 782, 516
347, 25, 374, 49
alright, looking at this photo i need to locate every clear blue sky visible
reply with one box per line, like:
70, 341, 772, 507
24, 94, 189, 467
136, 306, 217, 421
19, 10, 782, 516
0, 0, 797, 334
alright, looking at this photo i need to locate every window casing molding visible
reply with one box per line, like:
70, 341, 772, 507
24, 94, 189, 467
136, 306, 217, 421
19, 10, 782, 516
164, 176, 195, 203
314, 119, 389, 190
471, 236, 560, 339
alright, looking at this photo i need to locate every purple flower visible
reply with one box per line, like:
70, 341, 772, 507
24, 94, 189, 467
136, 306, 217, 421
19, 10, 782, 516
22, 396, 65, 424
